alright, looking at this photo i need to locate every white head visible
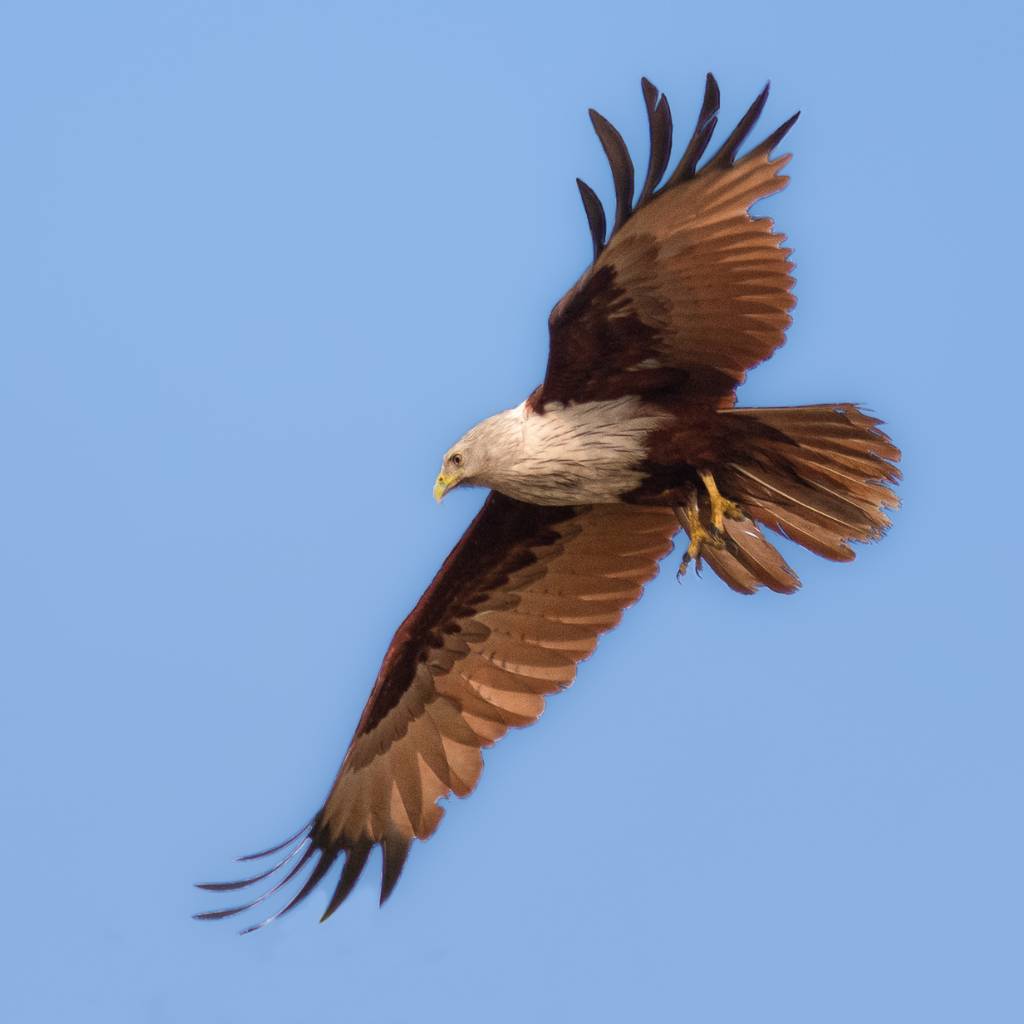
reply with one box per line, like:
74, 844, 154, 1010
432, 408, 524, 502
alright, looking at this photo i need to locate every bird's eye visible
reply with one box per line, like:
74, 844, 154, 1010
450, 453, 463, 467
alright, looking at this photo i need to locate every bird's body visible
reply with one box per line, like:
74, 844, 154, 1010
198, 74, 901, 932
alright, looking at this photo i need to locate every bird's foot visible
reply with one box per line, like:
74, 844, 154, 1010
698, 468, 745, 534
677, 523, 719, 579
674, 493, 727, 581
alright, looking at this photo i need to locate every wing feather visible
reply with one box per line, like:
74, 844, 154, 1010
666, 73, 720, 186
197, 496, 677, 927
538, 75, 799, 410
638, 78, 672, 206
588, 109, 635, 234
576, 178, 607, 262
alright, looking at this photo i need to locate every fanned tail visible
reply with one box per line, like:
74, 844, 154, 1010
720, 403, 900, 562
680, 404, 900, 593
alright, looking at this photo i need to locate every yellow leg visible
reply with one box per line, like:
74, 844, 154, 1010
698, 468, 744, 536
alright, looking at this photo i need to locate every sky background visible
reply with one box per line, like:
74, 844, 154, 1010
3, 1, 1022, 1021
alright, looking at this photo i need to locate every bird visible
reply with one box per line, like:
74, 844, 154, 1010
196, 74, 900, 932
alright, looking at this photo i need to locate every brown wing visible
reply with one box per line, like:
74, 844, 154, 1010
196, 495, 677, 930
536, 75, 799, 410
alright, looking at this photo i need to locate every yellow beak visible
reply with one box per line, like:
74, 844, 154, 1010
433, 473, 454, 503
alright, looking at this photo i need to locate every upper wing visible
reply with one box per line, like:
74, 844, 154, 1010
536, 75, 799, 410
196, 495, 677, 930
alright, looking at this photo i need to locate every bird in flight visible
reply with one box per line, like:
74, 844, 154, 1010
197, 75, 900, 932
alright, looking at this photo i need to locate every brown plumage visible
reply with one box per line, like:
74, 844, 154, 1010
197, 74, 900, 930
537, 75, 797, 410
197, 500, 677, 930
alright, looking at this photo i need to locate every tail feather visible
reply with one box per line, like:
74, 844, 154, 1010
682, 403, 900, 592
737, 404, 901, 467
786, 453, 895, 508
722, 403, 900, 566
699, 514, 801, 595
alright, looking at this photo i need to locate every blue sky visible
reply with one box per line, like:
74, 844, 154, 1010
3, 1, 1021, 1021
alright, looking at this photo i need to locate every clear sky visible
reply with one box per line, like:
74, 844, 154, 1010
3, 1, 1021, 1021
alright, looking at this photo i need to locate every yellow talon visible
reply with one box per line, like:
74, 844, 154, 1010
675, 471, 745, 580
675, 490, 720, 578
683, 525, 715, 566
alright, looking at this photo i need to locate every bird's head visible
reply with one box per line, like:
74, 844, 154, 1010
433, 444, 473, 502
433, 410, 522, 502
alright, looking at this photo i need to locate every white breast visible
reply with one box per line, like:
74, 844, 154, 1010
498, 397, 669, 505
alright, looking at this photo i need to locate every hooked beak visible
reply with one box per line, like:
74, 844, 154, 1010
433, 472, 456, 503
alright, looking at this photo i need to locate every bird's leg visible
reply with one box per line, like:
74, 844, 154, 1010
675, 489, 717, 579
698, 468, 744, 539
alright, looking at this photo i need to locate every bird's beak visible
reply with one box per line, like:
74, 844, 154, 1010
433, 473, 455, 503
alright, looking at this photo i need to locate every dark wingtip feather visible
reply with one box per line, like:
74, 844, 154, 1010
237, 852, 338, 935
193, 905, 251, 922
320, 841, 373, 922
638, 77, 673, 206
588, 108, 635, 234
753, 110, 800, 157
667, 74, 722, 186
379, 833, 412, 905
236, 820, 312, 862
707, 81, 771, 168
571, 75, 796, 259
671, 116, 717, 184
195, 841, 317, 925
576, 178, 606, 262
195, 842, 308, 893
703, 73, 721, 121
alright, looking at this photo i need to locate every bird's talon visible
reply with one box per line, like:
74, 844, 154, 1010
677, 520, 714, 578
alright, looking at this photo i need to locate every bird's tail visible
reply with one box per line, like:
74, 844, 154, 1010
687, 404, 901, 594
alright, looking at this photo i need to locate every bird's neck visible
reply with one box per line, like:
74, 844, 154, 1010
478, 398, 665, 506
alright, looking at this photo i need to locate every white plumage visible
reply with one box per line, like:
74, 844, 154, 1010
446, 397, 671, 505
